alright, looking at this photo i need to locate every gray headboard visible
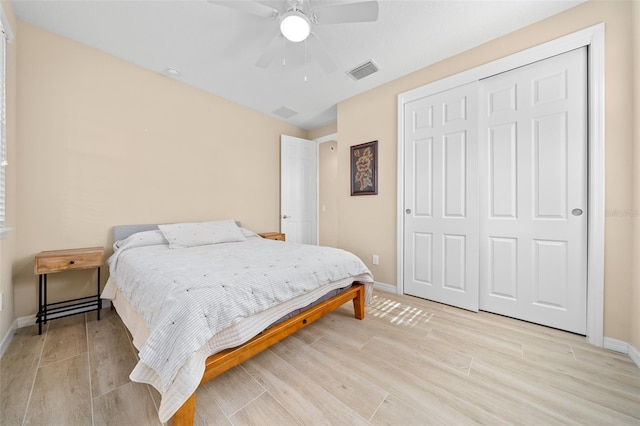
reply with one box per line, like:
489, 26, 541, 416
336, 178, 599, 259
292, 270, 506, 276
113, 221, 242, 242
113, 224, 159, 242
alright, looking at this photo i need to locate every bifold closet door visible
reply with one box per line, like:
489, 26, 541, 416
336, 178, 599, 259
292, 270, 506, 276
478, 47, 588, 334
403, 82, 479, 311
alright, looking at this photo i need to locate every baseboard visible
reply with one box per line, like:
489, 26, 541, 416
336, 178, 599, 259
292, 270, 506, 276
0, 318, 17, 359
16, 300, 112, 329
603, 337, 640, 369
17, 314, 35, 328
629, 343, 640, 368
603, 337, 629, 354
373, 281, 397, 294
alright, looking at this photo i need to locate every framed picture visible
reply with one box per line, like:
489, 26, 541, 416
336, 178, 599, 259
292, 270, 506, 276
350, 140, 378, 196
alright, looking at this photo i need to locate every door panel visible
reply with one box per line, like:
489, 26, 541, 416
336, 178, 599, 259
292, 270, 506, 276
443, 234, 466, 291
404, 82, 479, 311
413, 232, 433, 284
414, 138, 433, 217
479, 47, 587, 334
533, 239, 568, 308
444, 131, 467, 217
489, 123, 517, 218
534, 112, 568, 218
489, 237, 518, 299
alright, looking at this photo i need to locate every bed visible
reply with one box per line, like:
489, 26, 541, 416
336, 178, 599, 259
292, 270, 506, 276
101, 220, 374, 425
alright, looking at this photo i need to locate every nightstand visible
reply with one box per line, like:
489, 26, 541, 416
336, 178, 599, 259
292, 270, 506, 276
259, 232, 285, 241
34, 247, 104, 335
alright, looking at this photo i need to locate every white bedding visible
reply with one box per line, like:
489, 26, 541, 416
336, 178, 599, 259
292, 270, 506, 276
103, 230, 373, 422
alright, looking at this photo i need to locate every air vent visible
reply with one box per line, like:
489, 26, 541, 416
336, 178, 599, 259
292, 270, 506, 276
347, 60, 379, 81
273, 106, 298, 119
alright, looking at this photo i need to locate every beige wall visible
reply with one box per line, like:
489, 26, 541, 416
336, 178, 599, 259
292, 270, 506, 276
337, 1, 638, 342
13, 21, 307, 319
308, 122, 337, 140
319, 141, 338, 247
0, 1, 17, 342
631, 0, 640, 352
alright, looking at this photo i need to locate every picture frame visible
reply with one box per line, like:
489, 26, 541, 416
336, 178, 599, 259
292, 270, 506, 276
350, 140, 378, 196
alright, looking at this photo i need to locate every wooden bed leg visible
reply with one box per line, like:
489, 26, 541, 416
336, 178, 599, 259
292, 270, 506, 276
352, 283, 365, 320
171, 392, 196, 426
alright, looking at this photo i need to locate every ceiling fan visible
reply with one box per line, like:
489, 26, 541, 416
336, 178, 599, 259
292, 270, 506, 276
210, 0, 379, 74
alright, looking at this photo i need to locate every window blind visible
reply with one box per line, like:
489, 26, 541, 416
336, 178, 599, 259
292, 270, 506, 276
0, 20, 6, 227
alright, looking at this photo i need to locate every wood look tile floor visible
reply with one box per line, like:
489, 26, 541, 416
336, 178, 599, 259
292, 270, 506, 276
1, 291, 639, 425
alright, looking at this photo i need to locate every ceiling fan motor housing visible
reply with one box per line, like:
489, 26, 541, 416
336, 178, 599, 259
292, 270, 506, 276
280, 9, 311, 42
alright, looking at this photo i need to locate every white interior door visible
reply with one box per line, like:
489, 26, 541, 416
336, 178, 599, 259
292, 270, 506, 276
478, 48, 587, 334
403, 82, 480, 311
281, 135, 318, 245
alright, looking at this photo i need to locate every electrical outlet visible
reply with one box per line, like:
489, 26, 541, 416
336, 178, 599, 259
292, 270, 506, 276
372, 255, 379, 265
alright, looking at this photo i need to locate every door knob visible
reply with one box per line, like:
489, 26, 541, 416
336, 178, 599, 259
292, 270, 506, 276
571, 208, 583, 216
283, 215, 289, 219
406, 209, 412, 214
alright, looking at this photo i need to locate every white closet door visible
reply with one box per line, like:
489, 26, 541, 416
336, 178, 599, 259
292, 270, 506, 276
478, 48, 587, 334
404, 82, 479, 311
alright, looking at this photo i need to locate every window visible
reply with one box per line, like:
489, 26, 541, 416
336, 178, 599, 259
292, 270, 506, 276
0, 8, 12, 237
0, 23, 6, 227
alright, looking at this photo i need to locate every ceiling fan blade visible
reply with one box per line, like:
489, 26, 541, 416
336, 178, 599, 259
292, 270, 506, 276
307, 34, 337, 74
208, 1, 279, 19
312, 1, 379, 25
255, 33, 285, 68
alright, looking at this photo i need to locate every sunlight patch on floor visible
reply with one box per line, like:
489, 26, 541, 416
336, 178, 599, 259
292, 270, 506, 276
369, 294, 433, 328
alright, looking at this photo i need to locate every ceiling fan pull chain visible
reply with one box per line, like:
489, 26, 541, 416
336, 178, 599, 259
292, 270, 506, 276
304, 39, 308, 83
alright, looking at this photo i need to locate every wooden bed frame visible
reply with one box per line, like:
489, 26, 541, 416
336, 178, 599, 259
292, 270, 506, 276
171, 282, 366, 425
111, 224, 367, 425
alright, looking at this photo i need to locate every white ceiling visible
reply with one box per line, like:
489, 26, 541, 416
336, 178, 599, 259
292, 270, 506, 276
11, 0, 584, 130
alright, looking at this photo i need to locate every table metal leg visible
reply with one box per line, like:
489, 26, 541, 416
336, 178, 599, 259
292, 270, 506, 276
43, 273, 48, 327
38, 274, 43, 335
97, 267, 101, 321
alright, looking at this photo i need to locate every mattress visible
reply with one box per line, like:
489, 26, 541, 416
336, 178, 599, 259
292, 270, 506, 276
102, 279, 354, 354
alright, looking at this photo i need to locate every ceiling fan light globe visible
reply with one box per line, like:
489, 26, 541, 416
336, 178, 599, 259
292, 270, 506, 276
280, 11, 311, 42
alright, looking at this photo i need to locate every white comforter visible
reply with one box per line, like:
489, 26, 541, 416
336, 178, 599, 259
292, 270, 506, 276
105, 230, 373, 421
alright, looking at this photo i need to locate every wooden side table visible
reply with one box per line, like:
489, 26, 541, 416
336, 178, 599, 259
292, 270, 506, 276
259, 232, 285, 241
34, 247, 104, 335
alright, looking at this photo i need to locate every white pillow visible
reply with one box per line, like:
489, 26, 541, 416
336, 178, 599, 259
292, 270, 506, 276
240, 227, 260, 239
114, 230, 167, 251
158, 220, 246, 249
